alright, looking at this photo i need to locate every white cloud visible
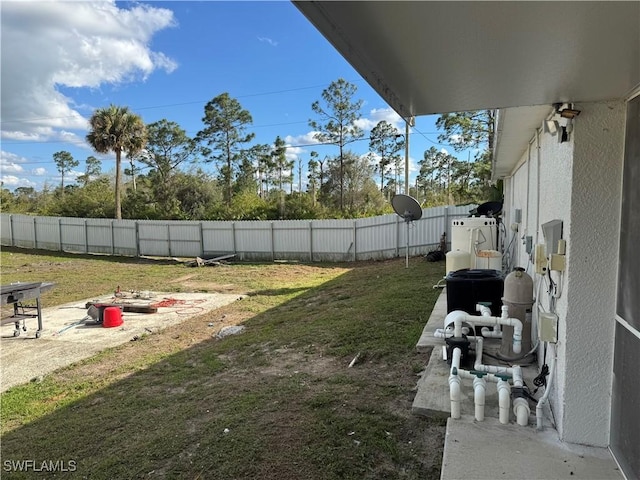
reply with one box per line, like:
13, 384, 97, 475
356, 107, 404, 132
1, 175, 36, 188
257, 36, 278, 47
1, 1, 177, 142
0, 151, 28, 174
32, 168, 47, 176
284, 132, 323, 148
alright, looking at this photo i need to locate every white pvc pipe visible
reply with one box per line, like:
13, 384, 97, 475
449, 347, 462, 419
434, 326, 472, 339
459, 369, 515, 423
473, 375, 486, 421
474, 337, 512, 375
481, 326, 503, 338
512, 365, 530, 426
444, 310, 468, 338
536, 343, 557, 430
478, 304, 502, 337
444, 309, 523, 353
497, 379, 511, 424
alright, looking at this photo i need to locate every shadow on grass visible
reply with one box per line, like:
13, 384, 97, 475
1, 258, 447, 480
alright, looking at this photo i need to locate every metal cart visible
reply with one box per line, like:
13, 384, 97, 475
1, 282, 55, 338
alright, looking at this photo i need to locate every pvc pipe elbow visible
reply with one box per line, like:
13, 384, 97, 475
481, 326, 502, 338
434, 328, 447, 338
444, 310, 468, 338
497, 380, 511, 425
477, 304, 492, 317
473, 377, 486, 422
451, 347, 462, 372
514, 398, 530, 426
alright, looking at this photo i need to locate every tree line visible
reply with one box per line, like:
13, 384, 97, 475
1, 79, 500, 221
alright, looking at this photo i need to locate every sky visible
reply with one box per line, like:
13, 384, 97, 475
0, 0, 465, 194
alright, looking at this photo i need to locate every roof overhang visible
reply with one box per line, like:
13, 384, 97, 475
294, 1, 640, 179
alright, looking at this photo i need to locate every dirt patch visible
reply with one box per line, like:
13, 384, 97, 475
179, 281, 242, 294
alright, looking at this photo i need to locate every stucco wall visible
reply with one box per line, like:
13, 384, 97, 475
503, 100, 625, 447
561, 101, 625, 445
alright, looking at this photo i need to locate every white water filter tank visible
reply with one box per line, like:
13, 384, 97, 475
446, 250, 471, 273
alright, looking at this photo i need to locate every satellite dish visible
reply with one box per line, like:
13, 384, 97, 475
392, 194, 423, 222
475, 201, 503, 217
391, 194, 423, 268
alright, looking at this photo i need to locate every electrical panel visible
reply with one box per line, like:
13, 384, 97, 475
550, 254, 566, 272
542, 219, 563, 255
538, 312, 558, 343
534, 244, 547, 274
515, 209, 522, 223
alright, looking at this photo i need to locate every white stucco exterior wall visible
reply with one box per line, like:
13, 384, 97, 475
502, 100, 625, 447
560, 101, 625, 445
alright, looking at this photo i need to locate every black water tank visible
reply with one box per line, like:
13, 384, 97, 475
446, 269, 505, 317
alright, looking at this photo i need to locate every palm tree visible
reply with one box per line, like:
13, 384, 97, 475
86, 105, 147, 219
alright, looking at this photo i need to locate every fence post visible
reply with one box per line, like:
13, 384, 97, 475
84, 219, 89, 253
271, 222, 275, 262
33, 217, 38, 249
9, 214, 14, 247
167, 223, 172, 257
58, 218, 63, 252
111, 220, 116, 255
353, 220, 357, 261
231, 222, 236, 254
135, 221, 140, 257
395, 215, 400, 258
199, 222, 204, 257
444, 206, 450, 251
309, 221, 313, 262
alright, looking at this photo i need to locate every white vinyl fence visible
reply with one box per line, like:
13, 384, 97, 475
0, 205, 475, 262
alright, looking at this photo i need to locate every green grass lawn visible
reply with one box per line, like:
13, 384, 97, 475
1, 247, 446, 479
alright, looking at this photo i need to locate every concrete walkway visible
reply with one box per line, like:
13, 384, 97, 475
413, 289, 622, 480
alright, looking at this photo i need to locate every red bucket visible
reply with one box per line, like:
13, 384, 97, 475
102, 306, 123, 328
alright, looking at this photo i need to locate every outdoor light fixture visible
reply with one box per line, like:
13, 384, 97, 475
544, 119, 559, 135
554, 103, 581, 119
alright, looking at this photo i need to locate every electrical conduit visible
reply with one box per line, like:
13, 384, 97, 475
536, 343, 557, 430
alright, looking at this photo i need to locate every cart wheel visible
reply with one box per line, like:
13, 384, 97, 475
35, 331, 42, 338
13, 329, 20, 337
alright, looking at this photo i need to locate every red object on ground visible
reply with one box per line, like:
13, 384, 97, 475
102, 306, 123, 328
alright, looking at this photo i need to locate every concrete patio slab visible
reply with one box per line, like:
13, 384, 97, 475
1, 291, 243, 392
